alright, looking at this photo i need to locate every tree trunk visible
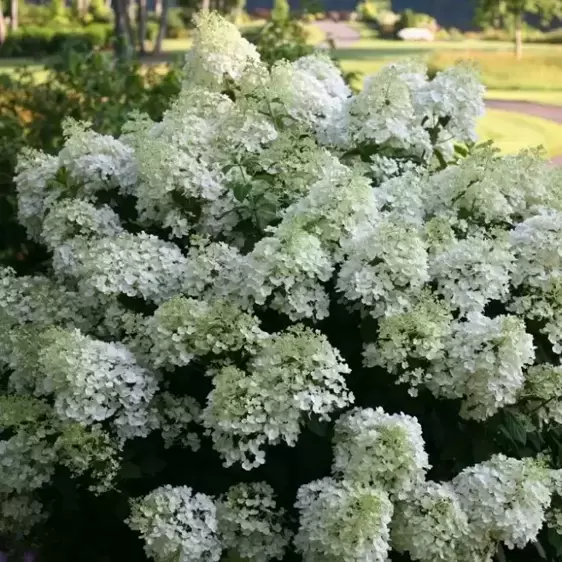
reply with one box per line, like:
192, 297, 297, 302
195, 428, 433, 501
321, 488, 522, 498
122, 0, 136, 51
201, 0, 210, 12
153, 0, 168, 54
137, 0, 147, 54
514, 12, 523, 60
9, 0, 17, 31
154, 0, 161, 16
112, 0, 132, 59
0, 0, 6, 45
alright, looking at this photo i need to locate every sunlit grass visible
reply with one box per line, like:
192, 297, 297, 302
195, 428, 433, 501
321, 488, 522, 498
477, 109, 562, 156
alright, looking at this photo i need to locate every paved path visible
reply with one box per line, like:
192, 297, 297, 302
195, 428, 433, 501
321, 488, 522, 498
486, 100, 562, 165
314, 20, 360, 48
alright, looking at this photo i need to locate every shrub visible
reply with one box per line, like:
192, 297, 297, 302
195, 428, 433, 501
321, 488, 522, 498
244, 16, 315, 66
165, 7, 190, 39
396, 8, 437, 32
0, 24, 113, 57
271, 0, 290, 23
356, 0, 391, 22
4, 11, 562, 562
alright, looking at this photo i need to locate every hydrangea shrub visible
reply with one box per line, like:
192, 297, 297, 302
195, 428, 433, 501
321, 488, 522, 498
4, 10, 562, 562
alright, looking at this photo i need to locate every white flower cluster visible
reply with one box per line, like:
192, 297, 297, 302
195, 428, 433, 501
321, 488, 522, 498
333, 407, 429, 499
128, 485, 222, 562
294, 478, 393, 562
147, 296, 265, 369
203, 326, 352, 469
428, 313, 535, 420
0, 431, 56, 495
37, 328, 158, 440
452, 454, 553, 549
392, 481, 491, 562
54, 232, 187, 304
41, 199, 123, 249
523, 364, 562, 425
58, 119, 138, 194
217, 482, 290, 562
0, 495, 46, 536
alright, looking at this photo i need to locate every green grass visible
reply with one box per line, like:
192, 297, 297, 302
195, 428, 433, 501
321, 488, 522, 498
477, 108, 562, 157
333, 38, 562, 91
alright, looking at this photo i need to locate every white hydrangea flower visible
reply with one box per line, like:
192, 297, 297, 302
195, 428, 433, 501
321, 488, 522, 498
147, 296, 266, 369
203, 326, 352, 469
392, 481, 494, 562
128, 485, 222, 562
15, 148, 61, 240
243, 226, 334, 320
0, 267, 85, 330
58, 119, 137, 194
332, 407, 429, 499
38, 328, 158, 441
425, 148, 552, 227
547, 506, 562, 535
217, 482, 290, 562
54, 232, 187, 304
414, 63, 485, 145
372, 170, 427, 226
429, 312, 535, 419
281, 162, 378, 246
184, 10, 261, 89
430, 233, 514, 314
522, 364, 562, 426
0, 495, 47, 536
295, 478, 393, 562
347, 62, 431, 155
41, 199, 123, 248
510, 209, 562, 294
338, 217, 429, 318
452, 455, 553, 549
267, 56, 348, 133
363, 292, 451, 392
0, 432, 57, 494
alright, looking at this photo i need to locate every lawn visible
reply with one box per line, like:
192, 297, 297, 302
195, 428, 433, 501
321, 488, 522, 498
334, 38, 562, 91
477, 109, 562, 157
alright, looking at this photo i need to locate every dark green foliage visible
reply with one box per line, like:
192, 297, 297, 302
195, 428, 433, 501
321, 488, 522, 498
0, 47, 181, 271
0, 23, 114, 57
396, 8, 437, 31
247, 17, 315, 67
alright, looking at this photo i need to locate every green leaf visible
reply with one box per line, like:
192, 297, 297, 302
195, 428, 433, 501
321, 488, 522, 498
501, 411, 527, 446
120, 461, 142, 480
454, 144, 469, 157
533, 540, 547, 559
232, 182, 252, 203
256, 202, 278, 230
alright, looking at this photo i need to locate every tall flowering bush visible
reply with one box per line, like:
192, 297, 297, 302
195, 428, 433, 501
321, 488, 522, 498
4, 10, 562, 562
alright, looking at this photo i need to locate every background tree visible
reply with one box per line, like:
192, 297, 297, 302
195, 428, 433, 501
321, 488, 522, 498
153, 0, 169, 53
136, 0, 147, 54
9, 0, 16, 30
0, 0, 6, 43
476, 0, 562, 59
271, 0, 289, 23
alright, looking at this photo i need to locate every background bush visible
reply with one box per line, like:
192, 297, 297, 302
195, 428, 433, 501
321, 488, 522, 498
0, 23, 114, 57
